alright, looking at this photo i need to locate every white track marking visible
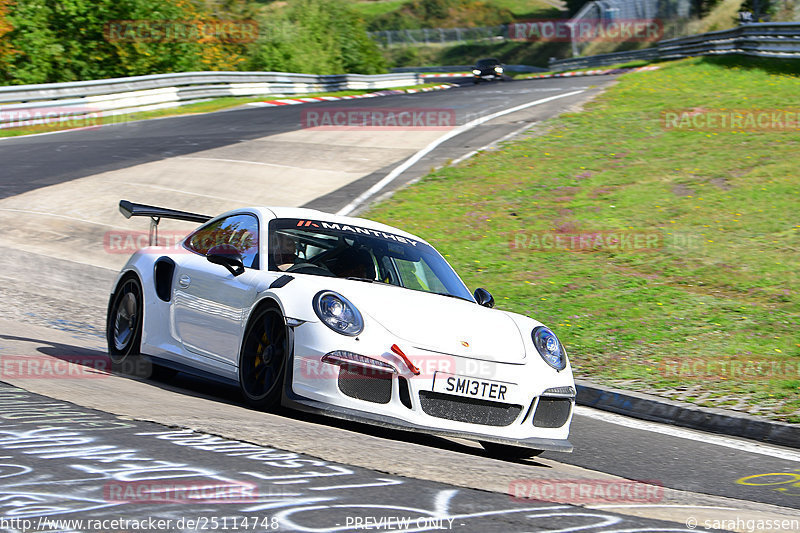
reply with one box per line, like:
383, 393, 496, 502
176, 156, 342, 174
448, 149, 479, 167
335, 90, 585, 215
0, 208, 121, 228
449, 121, 536, 167
119, 182, 246, 202
308, 478, 404, 491
575, 406, 800, 462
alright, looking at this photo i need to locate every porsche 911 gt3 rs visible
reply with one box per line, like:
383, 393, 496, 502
107, 200, 576, 457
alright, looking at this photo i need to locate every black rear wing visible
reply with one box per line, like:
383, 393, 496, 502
119, 200, 212, 246
119, 200, 211, 223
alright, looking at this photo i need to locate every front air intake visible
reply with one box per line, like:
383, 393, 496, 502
337, 365, 392, 404
418, 391, 522, 426
532, 397, 572, 428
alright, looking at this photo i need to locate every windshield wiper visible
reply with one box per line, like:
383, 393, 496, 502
432, 291, 474, 303
346, 277, 396, 286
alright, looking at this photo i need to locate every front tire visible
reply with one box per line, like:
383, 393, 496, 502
480, 441, 543, 460
239, 305, 288, 409
107, 275, 144, 374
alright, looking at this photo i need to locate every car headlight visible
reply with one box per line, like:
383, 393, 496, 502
472, 69, 481, 75
532, 326, 567, 371
313, 291, 363, 336
494, 66, 503, 72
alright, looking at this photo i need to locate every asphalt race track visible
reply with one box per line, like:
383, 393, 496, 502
0, 76, 605, 203
0, 383, 701, 532
0, 76, 798, 532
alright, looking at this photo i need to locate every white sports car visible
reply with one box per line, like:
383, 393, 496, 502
108, 200, 576, 457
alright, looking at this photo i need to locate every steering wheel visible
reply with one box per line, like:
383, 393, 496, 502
286, 263, 336, 277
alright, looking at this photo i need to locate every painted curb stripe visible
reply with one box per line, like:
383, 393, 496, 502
251, 84, 454, 108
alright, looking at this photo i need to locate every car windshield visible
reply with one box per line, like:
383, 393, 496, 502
268, 218, 474, 302
476, 59, 499, 67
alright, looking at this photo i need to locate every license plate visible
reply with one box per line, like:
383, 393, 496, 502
432, 372, 518, 403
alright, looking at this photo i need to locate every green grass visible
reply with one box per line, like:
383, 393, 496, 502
518, 60, 655, 78
490, 0, 564, 18
0, 82, 451, 138
351, 0, 410, 18
365, 56, 800, 422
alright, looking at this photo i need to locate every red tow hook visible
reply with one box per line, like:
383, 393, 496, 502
390, 344, 420, 375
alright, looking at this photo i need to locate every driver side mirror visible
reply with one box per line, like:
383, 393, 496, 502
474, 287, 494, 308
207, 244, 245, 277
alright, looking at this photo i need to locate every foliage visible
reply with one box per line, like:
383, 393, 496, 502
247, 0, 386, 74
0, 0, 383, 83
0, 0, 15, 75
691, 0, 724, 18
368, 0, 516, 31
564, 0, 590, 16
741, 0, 777, 18
384, 39, 570, 69
0, 0, 249, 84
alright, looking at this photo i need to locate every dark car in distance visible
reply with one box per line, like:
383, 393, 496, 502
472, 58, 505, 83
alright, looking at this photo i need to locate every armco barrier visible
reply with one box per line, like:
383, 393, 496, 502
549, 22, 800, 71
391, 64, 547, 73
0, 71, 421, 127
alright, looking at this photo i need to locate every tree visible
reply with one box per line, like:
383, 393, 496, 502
690, 0, 722, 18
0, 0, 17, 80
2, 0, 249, 84
248, 0, 385, 74
565, 0, 592, 16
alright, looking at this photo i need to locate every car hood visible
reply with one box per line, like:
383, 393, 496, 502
355, 284, 527, 364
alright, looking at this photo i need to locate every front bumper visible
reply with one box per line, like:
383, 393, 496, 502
285, 394, 573, 452
286, 321, 575, 451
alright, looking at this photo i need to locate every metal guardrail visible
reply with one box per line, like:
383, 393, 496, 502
391, 65, 473, 73
548, 48, 660, 70
390, 64, 547, 73
0, 71, 422, 128
549, 22, 800, 71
